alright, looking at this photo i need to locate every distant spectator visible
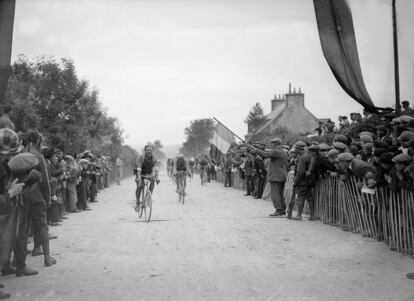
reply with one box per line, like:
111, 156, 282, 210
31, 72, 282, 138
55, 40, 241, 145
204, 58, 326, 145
315, 122, 324, 136
0, 104, 15, 130
115, 157, 124, 185
339, 116, 350, 130
350, 112, 362, 124
401, 100, 413, 116
326, 119, 335, 133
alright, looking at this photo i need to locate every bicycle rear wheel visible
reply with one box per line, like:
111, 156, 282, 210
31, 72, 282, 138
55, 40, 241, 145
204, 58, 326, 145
178, 178, 185, 204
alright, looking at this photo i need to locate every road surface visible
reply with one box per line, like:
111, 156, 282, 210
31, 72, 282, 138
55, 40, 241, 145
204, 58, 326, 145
3, 173, 414, 301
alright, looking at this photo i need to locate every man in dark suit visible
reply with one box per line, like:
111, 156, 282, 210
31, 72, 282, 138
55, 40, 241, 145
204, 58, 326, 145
337, 152, 376, 179
292, 142, 317, 221
23, 130, 56, 267
243, 151, 254, 196
253, 144, 267, 199
248, 138, 288, 216
0, 128, 37, 299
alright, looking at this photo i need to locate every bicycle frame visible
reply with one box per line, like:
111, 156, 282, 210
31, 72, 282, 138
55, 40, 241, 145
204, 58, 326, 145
200, 168, 207, 186
139, 176, 153, 222
177, 171, 186, 204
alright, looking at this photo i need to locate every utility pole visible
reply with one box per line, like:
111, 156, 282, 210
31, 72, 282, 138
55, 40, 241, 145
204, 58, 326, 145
392, 0, 401, 114
0, 0, 16, 104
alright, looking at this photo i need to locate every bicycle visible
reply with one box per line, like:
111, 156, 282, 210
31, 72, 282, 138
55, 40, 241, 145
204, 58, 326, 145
137, 176, 153, 223
200, 167, 207, 186
176, 171, 187, 204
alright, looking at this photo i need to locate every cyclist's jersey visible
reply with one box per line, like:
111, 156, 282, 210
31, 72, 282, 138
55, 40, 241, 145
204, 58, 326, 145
136, 154, 157, 176
200, 159, 208, 168
176, 157, 187, 171
174, 157, 188, 172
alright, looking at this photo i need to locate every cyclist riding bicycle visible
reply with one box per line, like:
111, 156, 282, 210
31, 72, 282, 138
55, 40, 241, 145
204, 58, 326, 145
188, 157, 195, 176
199, 156, 208, 182
173, 154, 190, 192
134, 145, 159, 212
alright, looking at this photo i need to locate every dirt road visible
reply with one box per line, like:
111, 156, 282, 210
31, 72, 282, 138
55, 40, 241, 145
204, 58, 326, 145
3, 174, 414, 301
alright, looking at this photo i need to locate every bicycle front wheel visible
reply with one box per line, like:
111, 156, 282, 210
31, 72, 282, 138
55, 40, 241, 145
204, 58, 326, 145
144, 190, 152, 223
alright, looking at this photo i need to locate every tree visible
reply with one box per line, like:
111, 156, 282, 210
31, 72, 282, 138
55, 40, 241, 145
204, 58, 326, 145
4, 55, 127, 161
180, 118, 215, 157
245, 102, 266, 133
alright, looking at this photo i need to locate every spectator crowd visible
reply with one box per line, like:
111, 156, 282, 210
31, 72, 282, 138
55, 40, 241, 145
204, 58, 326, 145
193, 101, 414, 254
0, 104, 122, 299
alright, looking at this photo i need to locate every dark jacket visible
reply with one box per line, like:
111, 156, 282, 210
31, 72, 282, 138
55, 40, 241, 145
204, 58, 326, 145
349, 158, 376, 179
22, 149, 51, 205
294, 151, 314, 187
253, 155, 267, 178
244, 155, 254, 177
255, 146, 288, 182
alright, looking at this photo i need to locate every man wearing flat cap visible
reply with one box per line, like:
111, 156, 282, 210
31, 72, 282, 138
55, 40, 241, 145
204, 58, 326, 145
291, 141, 317, 221
22, 130, 56, 267
401, 100, 413, 115
0, 128, 38, 298
337, 153, 377, 184
252, 143, 267, 199
390, 153, 412, 190
248, 137, 288, 216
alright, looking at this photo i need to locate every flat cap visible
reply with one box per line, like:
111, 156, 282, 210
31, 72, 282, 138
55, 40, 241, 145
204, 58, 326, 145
0, 128, 21, 155
392, 153, 412, 164
399, 115, 414, 123
360, 134, 373, 144
359, 131, 374, 138
308, 145, 319, 151
392, 117, 401, 124
338, 152, 354, 162
398, 131, 414, 142
334, 134, 347, 144
294, 141, 306, 150
79, 159, 90, 165
270, 138, 282, 144
8, 152, 39, 176
333, 142, 347, 150
326, 149, 339, 158
318, 143, 330, 151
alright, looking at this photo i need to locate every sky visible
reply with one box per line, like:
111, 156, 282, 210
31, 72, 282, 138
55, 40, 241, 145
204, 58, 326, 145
11, 0, 414, 147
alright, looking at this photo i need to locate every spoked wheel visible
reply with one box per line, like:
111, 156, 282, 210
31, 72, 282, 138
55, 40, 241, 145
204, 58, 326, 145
139, 203, 145, 218
144, 190, 152, 223
178, 180, 185, 204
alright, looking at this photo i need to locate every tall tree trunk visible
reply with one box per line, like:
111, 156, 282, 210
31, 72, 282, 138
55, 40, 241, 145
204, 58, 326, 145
0, 0, 16, 105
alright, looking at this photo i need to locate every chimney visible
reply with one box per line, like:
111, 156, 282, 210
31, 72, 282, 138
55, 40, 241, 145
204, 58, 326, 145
286, 85, 304, 107
289, 82, 292, 93
271, 93, 285, 111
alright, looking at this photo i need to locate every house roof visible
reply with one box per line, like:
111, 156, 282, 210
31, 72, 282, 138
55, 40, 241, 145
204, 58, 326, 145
318, 118, 331, 123
254, 102, 287, 134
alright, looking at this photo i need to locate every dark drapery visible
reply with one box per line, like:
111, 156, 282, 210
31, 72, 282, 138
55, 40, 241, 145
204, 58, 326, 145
313, 0, 378, 113
0, 0, 16, 104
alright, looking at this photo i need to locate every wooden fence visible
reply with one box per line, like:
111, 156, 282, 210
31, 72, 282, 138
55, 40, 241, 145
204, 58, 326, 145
216, 170, 414, 256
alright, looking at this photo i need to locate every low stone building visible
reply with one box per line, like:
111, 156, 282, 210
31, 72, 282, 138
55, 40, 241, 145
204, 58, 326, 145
247, 84, 320, 140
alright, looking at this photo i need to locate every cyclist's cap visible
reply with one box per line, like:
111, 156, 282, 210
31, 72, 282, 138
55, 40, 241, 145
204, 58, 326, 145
177, 154, 184, 158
